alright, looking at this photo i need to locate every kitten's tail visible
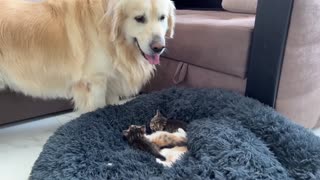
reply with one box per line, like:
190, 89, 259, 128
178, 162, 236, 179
150, 145, 166, 161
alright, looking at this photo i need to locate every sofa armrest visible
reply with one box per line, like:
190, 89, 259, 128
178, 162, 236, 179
245, 0, 320, 128
276, 0, 320, 128
245, 0, 294, 107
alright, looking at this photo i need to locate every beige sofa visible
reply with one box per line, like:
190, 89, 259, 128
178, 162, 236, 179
277, 0, 320, 128
144, 0, 320, 128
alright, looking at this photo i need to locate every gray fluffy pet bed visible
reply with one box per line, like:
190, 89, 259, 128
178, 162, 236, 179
30, 88, 320, 180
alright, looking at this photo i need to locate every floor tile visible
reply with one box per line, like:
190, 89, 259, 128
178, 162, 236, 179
56, 112, 79, 125
0, 113, 76, 180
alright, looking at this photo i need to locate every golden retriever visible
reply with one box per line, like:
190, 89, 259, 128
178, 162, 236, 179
0, 0, 175, 113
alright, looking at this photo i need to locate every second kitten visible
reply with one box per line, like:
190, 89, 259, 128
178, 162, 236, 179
150, 110, 188, 133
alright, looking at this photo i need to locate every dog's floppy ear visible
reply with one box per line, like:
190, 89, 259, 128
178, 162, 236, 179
106, 0, 123, 41
166, 1, 176, 39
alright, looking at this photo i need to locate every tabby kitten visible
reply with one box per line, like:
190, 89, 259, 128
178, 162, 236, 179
122, 125, 166, 161
150, 110, 188, 133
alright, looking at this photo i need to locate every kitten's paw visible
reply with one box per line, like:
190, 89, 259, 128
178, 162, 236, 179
156, 158, 162, 164
156, 159, 173, 167
177, 128, 187, 138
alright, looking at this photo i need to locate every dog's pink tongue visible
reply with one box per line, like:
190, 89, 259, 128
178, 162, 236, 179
145, 54, 160, 65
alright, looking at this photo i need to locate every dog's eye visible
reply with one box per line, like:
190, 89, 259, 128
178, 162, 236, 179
159, 15, 166, 21
135, 15, 146, 23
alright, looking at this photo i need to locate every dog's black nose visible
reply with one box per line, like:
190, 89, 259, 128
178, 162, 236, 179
150, 35, 165, 53
150, 42, 165, 53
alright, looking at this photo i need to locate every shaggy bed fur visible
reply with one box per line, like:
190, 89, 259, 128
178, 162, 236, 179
30, 88, 320, 180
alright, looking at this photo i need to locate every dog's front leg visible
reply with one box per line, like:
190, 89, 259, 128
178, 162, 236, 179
106, 95, 120, 105
72, 75, 107, 113
0, 77, 5, 91
0, 83, 5, 91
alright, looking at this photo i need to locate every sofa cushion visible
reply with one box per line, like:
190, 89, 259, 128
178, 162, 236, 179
222, 0, 258, 14
163, 10, 255, 78
143, 57, 247, 94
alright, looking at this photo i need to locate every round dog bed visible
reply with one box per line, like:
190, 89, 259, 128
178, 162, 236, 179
30, 88, 320, 180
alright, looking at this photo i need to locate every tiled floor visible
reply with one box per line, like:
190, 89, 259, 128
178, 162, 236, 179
0, 113, 320, 180
0, 112, 78, 180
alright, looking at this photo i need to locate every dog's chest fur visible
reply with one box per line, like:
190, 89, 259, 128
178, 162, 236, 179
107, 57, 155, 99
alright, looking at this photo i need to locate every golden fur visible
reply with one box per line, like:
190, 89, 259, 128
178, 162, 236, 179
0, 0, 175, 113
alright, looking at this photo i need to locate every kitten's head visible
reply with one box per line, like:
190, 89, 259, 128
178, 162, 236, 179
150, 110, 167, 132
123, 125, 146, 141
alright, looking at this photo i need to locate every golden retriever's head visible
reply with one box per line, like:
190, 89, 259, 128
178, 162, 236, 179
107, 0, 175, 65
